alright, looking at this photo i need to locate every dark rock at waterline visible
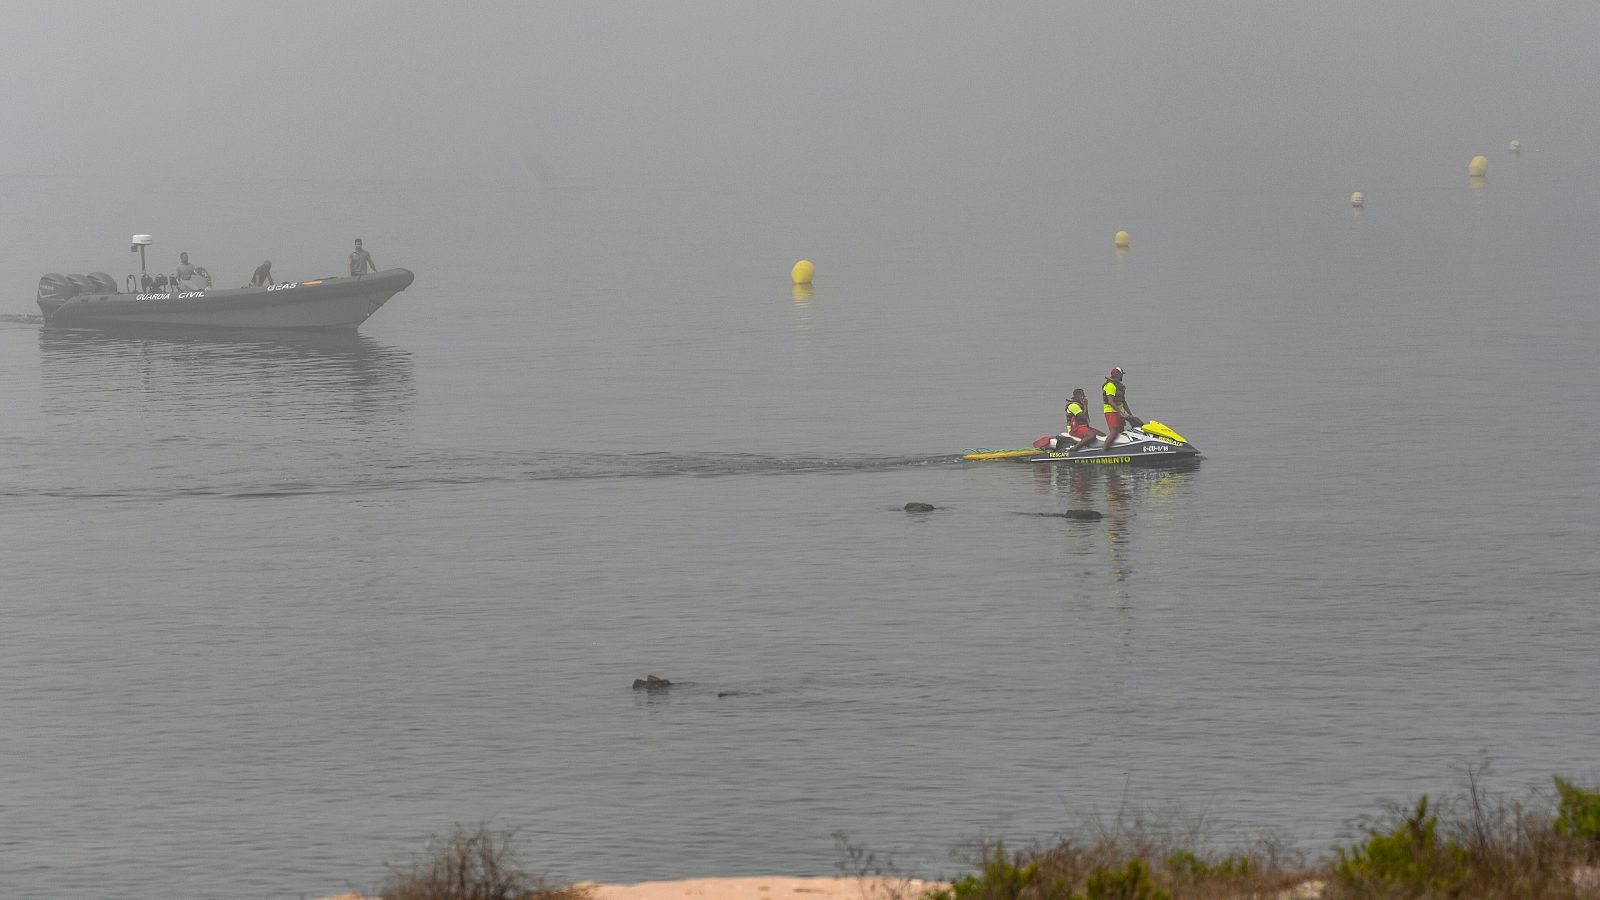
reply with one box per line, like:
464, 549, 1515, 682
903, 502, 937, 513
632, 675, 672, 690
1019, 509, 1103, 520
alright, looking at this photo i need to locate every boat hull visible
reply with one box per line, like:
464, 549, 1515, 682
38, 268, 414, 330
963, 426, 1201, 467
1026, 443, 1200, 467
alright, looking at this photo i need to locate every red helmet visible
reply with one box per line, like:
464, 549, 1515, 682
1108, 367, 1125, 378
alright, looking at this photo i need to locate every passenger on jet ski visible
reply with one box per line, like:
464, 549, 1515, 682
1048, 388, 1103, 451
1099, 367, 1134, 450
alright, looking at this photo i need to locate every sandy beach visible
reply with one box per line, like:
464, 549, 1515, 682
319, 875, 946, 900
587, 876, 944, 900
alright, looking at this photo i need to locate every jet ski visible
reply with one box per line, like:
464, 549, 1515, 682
962, 420, 1200, 466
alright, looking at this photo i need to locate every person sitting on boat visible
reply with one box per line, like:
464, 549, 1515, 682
1050, 388, 1103, 452
174, 252, 211, 290
348, 238, 376, 276
1100, 367, 1133, 451
248, 259, 274, 288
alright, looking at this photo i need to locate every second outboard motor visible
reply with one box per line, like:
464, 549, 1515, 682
87, 272, 118, 294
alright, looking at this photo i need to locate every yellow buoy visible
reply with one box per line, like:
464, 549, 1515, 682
790, 259, 814, 285
1468, 155, 1488, 177
1508, 139, 1521, 153
1350, 192, 1364, 208
1113, 230, 1130, 249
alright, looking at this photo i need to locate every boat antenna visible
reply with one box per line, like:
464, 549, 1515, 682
130, 234, 153, 284
130, 237, 153, 278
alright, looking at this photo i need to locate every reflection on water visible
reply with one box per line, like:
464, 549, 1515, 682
1032, 461, 1201, 583
1469, 175, 1488, 212
1033, 458, 1199, 506
789, 283, 813, 342
37, 326, 415, 427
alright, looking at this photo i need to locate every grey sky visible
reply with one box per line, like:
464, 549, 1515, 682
3, 2, 1596, 189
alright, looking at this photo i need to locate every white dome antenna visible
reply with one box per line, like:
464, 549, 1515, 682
129, 234, 154, 281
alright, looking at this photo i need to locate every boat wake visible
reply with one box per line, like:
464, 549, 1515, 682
354, 449, 959, 492
3, 450, 960, 503
501, 450, 956, 481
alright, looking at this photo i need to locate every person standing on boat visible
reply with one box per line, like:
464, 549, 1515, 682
249, 260, 274, 287
348, 238, 376, 276
1100, 367, 1133, 451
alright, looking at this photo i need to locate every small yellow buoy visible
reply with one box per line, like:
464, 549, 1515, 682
1113, 230, 1130, 249
790, 259, 814, 285
1508, 139, 1521, 154
1468, 155, 1488, 177
1350, 192, 1364, 208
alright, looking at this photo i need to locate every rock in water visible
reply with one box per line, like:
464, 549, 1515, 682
904, 502, 936, 512
632, 675, 672, 690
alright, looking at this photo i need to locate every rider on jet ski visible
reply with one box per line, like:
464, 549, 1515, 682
1099, 367, 1137, 450
1048, 388, 1103, 452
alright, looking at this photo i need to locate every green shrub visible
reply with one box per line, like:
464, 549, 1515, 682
1075, 859, 1169, 900
1332, 795, 1468, 896
1160, 850, 1205, 882
921, 814, 1306, 900
1161, 849, 1250, 882
1210, 855, 1251, 877
1554, 776, 1600, 846
926, 841, 1069, 900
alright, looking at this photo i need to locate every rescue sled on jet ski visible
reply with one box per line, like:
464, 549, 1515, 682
962, 420, 1199, 467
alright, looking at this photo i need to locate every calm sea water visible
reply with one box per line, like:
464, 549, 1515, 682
2, 149, 1598, 899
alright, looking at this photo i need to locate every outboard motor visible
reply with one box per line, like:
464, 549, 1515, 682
38, 273, 78, 302
87, 272, 118, 294
66, 274, 95, 295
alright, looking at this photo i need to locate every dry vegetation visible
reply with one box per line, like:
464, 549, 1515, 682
378, 823, 593, 900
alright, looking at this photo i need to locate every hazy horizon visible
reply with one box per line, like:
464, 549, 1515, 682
5, 3, 1595, 194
